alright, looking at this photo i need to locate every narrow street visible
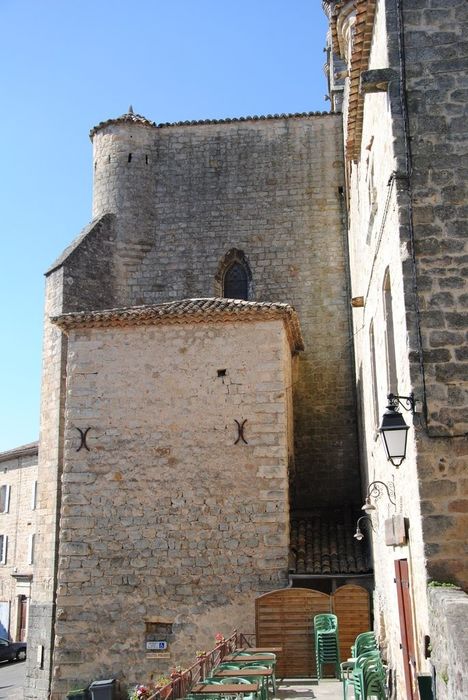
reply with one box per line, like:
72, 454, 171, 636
0, 659, 25, 699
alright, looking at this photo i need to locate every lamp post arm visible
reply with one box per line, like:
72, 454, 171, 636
366, 480, 396, 506
356, 516, 375, 533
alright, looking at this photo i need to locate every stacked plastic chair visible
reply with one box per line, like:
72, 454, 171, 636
313, 613, 340, 680
341, 631, 379, 695
351, 652, 387, 699
340, 631, 387, 700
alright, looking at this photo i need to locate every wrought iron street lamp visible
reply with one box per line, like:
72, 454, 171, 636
379, 393, 415, 467
362, 480, 396, 512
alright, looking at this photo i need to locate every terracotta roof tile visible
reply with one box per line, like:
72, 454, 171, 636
90, 110, 335, 138
346, 0, 377, 161
289, 511, 372, 575
89, 108, 157, 138
51, 298, 305, 353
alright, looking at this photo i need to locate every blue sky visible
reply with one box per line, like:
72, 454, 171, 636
0, 0, 329, 452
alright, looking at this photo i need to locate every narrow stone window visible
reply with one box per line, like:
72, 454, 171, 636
383, 268, 398, 394
31, 480, 37, 510
28, 534, 35, 565
223, 262, 248, 300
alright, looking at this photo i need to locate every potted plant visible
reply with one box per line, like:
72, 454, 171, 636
154, 675, 172, 700
128, 685, 153, 700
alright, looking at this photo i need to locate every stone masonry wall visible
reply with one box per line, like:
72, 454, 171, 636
398, 0, 468, 589
50, 317, 293, 696
401, 0, 468, 438
427, 586, 468, 700
91, 114, 360, 511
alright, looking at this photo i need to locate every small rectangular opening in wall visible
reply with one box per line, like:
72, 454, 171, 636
145, 619, 173, 653
145, 621, 173, 635
217, 369, 227, 377
128, 153, 132, 163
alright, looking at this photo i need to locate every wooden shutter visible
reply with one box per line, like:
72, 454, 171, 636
394, 560, 418, 700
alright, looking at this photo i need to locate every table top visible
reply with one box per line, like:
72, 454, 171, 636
223, 654, 276, 662
233, 648, 282, 654
191, 683, 259, 695
211, 669, 273, 678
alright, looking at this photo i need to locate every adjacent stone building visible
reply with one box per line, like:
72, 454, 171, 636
0, 442, 38, 642
324, 0, 467, 698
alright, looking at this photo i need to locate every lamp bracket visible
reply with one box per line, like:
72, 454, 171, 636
366, 479, 396, 507
388, 392, 415, 414
357, 515, 375, 533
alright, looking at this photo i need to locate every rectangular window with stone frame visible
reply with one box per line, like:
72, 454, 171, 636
0, 486, 10, 514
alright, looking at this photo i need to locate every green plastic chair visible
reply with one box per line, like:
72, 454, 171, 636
218, 676, 259, 700
314, 614, 340, 680
230, 654, 277, 695
352, 654, 386, 700
199, 679, 223, 690
351, 633, 377, 659
341, 632, 379, 695
211, 664, 268, 700
341, 650, 381, 700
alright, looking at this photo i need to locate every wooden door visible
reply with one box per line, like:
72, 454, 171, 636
255, 588, 331, 677
18, 596, 28, 642
333, 584, 371, 664
394, 560, 418, 700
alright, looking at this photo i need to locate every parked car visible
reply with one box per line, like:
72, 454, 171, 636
0, 638, 26, 662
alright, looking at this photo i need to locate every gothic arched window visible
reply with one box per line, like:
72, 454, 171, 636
223, 262, 249, 300
215, 249, 252, 300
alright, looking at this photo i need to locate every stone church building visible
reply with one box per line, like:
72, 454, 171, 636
17, 1, 467, 699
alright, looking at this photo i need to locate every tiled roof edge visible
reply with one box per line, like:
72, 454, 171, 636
51, 298, 305, 353
0, 441, 38, 463
90, 111, 337, 138
46, 214, 115, 276
346, 0, 377, 161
